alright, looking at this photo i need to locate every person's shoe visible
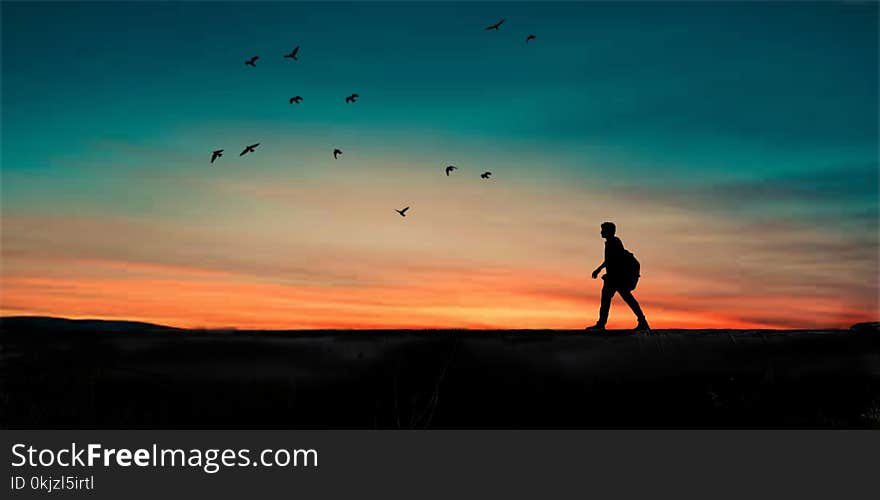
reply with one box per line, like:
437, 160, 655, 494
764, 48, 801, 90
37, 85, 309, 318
633, 318, 651, 331
585, 323, 606, 331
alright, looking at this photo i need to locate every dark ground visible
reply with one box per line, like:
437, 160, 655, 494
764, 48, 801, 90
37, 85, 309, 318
1, 317, 878, 429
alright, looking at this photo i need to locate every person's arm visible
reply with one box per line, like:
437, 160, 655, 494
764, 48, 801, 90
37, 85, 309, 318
592, 262, 605, 279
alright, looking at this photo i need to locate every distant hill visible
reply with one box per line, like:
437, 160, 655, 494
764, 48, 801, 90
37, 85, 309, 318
851, 322, 880, 332
0, 316, 180, 333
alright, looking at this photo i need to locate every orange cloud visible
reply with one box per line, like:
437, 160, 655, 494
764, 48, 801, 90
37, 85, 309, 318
2, 252, 868, 330
1, 162, 876, 329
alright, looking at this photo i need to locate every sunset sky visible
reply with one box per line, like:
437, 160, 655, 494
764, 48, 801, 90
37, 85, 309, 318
2, 2, 877, 329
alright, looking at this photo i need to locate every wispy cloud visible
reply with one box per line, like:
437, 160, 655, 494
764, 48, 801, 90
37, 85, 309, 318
3, 161, 876, 329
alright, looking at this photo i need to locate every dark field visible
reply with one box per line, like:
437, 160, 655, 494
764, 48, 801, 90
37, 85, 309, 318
1, 317, 878, 429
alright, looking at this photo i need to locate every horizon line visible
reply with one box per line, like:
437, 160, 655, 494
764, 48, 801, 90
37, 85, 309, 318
1, 315, 874, 333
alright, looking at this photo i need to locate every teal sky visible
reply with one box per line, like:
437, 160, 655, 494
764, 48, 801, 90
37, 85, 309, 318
1, 2, 877, 328
4, 2, 878, 199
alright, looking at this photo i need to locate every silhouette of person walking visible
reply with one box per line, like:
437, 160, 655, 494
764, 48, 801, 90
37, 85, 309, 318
586, 222, 650, 331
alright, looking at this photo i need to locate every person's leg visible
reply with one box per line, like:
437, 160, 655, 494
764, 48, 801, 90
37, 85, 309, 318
617, 289, 644, 319
618, 289, 649, 329
596, 282, 616, 326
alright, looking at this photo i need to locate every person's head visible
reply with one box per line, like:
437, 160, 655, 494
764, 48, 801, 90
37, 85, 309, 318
600, 222, 616, 239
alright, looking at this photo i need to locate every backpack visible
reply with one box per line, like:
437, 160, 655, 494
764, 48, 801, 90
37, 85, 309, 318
621, 250, 641, 291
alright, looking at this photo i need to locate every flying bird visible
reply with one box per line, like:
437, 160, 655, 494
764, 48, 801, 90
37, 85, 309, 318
210, 149, 224, 164
345, 93, 359, 103
284, 46, 300, 60
333, 148, 343, 159
481, 171, 492, 179
445, 165, 458, 176
245, 56, 259, 67
395, 206, 410, 217
485, 19, 505, 31
289, 96, 303, 104
526, 34, 536, 43
240, 143, 260, 156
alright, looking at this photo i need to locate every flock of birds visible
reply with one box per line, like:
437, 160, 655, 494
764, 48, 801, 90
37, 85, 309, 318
209, 19, 532, 218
